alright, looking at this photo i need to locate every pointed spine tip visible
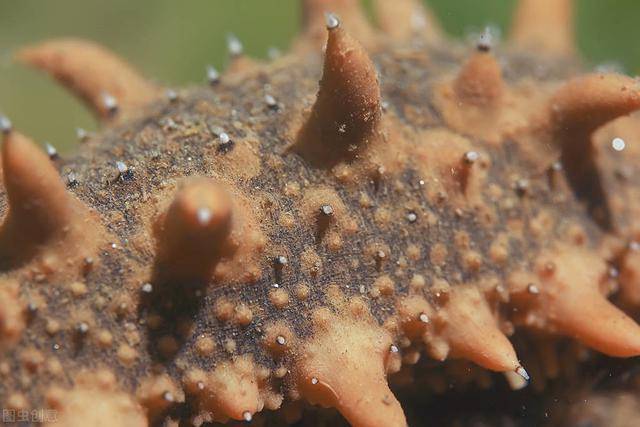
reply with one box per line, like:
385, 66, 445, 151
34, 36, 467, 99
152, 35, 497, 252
298, 0, 374, 51
533, 247, 640, 358
440, 286, 520, 373
325, 12, 340, 29
515, 365, 530, 381
294, 313, 407, 427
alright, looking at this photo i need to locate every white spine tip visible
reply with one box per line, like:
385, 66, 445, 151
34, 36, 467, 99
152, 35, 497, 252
76, 127, 89, 142
196, 207, 212, 226
464, 150, 480, 164
227, 33, 244, 57
45, 142, 59, 159
0, 115, 12, 134
267, 46, 281, 60
516, 365, 530, 381
264, 94, 278, 108
325, 12, 340, 30
165, 89, 178, 102
219, 132, 231, 145
101, 92, 119, 114
612, 137, 626, 152
206, 65, 220, 85
477, 27, 494, 52
242, 411, 253, 422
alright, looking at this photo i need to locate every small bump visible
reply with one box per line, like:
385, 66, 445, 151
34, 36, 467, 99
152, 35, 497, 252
140, 283, 153, 294
419, 313, 430, 324
76, 127, 90, 142
276, 335, 286, 346
406, 211, 417, 223
242, 411, 253, 422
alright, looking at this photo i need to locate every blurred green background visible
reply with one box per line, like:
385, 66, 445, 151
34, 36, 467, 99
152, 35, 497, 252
1, 0, 639, 153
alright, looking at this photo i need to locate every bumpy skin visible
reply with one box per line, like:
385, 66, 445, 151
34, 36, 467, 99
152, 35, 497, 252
2, 1, 640, 426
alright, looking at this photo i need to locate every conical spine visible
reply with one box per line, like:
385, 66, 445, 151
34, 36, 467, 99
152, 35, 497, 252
294, 18, 382, 166
18, 38, 158, 121
153, 178, 234, 284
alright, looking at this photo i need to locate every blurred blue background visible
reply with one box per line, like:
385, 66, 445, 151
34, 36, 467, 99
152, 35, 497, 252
1, 0, 639, 152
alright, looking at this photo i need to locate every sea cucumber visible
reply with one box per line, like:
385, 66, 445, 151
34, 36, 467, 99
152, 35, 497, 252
1, 1, 640, 426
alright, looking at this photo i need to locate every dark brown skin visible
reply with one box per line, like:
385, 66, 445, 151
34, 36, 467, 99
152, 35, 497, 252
2, 1, 640, 426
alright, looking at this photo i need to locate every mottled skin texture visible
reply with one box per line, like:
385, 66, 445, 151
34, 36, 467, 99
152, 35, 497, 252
3, 1, 640, 426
